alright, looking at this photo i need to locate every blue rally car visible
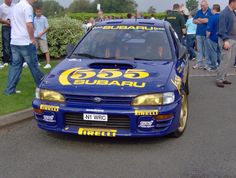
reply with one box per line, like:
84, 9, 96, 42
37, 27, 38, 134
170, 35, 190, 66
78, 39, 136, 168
33, 19, 189, 138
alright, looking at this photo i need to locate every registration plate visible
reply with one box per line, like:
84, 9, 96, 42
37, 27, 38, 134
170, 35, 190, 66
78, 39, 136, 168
83, 113, 108, 122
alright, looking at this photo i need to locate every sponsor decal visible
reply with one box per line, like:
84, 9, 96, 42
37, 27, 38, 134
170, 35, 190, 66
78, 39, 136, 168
177, 66, 182, 73
166, 17, 177, 20
78, 128, 117, 137
93, 25, 165, 31
171, 75, 182, 94
43, 115, 56, 123
40, 105, 59, 112
85, 109, 104, 113
59, 68, 149, 88
135, 110, 159, 116
177, 63, 185, 73
138, 120, 154, 129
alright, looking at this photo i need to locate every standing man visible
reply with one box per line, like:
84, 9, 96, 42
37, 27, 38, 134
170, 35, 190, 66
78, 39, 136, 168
0, 0, 14, 68
4, 0, 44, 95
34, 7, 51, 69
192, 0, 212, 69
95, 10, 104, 22
216, 0, 236, 88
165, 3, 186, 41
186, 12, 197, 60
206, 4, 221, 71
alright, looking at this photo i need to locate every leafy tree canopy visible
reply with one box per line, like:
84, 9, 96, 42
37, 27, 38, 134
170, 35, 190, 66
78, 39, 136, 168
34, 0, 65, 17
186, 0, 199, 12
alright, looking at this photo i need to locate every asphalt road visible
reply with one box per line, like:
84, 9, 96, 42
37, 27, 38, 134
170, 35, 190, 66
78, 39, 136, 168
1, 76, 236, 178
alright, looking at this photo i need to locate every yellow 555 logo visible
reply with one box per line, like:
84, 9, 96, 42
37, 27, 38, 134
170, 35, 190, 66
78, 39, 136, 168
59, 68, 149, 86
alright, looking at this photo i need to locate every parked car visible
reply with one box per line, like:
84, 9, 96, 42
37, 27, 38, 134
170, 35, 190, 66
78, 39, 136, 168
33, 19, 189, 138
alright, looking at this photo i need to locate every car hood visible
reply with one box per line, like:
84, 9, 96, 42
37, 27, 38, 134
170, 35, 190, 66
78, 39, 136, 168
40, 58, 174, 97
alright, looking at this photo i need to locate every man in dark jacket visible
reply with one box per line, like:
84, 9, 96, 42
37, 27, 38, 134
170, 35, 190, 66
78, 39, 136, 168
216, 0, 236, 87
165, 3, 186, 40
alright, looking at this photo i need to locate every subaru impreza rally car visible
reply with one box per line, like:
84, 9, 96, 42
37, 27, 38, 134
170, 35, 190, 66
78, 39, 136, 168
33, 19, 189, 138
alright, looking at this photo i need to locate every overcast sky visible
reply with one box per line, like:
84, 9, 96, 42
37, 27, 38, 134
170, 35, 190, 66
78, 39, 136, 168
55, 0, 228, 12
1, 0, 228, 12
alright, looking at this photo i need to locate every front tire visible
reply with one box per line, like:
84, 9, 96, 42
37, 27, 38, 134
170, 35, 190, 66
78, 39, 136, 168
171, 91, 188, 138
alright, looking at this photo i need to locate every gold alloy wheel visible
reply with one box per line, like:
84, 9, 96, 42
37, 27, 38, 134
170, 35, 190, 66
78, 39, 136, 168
178, 92, 188, 132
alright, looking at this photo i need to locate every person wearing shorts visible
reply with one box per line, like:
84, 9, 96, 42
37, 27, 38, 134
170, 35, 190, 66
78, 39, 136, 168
34, 7, 51, 69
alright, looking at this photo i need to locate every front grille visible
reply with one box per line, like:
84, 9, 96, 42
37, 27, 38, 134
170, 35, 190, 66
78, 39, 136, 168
65, 113, 131, 129
64, 95, 132, 105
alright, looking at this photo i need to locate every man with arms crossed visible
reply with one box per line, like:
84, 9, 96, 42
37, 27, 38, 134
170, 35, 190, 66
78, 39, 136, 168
4, 0, 44, 95
193, 0, 212, 69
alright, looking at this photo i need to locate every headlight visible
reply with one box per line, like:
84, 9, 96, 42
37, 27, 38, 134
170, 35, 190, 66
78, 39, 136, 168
35, 88, 65, 103
163, 92, 175, 105
131, 92, 175, 106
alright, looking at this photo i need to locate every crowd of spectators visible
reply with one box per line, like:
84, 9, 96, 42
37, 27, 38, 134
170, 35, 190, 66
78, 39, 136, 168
82, 0, 236, 88
0, 0, 51, 70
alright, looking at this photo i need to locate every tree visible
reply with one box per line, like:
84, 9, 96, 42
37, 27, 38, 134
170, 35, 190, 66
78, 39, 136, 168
148, 6, 156, 14
68, 0, 92, 13
90, 0, 137, 13
186, 0, 199, 12
35, 0, 65, 17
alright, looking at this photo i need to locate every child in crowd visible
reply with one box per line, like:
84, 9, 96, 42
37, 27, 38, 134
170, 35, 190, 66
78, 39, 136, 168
34, 7, 51, 69
185, 12, 197, 60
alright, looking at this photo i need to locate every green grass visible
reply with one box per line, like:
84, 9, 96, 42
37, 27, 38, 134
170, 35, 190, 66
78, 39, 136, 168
0, 60, 60, 116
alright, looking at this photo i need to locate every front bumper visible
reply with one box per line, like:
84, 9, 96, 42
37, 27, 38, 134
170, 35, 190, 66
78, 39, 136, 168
32, 98, 182, 137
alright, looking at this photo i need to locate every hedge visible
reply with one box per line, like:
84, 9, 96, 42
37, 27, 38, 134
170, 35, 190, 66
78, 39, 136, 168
47, 17, 84, 58
68, 12, 167, 22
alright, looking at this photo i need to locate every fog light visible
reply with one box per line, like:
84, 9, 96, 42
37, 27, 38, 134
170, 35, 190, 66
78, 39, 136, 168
33, 108, 44, 115
153, 114, 174, 121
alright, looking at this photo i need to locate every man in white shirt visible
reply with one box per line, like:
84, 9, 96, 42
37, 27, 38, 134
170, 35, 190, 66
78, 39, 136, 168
4, 0, 44, 95
0, 0, 14, 68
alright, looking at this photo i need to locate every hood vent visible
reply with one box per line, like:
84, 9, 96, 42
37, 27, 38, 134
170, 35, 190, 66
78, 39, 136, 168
89, 62, 135, 69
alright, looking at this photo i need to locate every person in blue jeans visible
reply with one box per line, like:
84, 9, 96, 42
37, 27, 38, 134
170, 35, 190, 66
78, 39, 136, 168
0, 0, 14, 68
216, 0, 236, 88
186, 12, 197, 60
193, 0, 212, 69
4, 0, 44, 95
206, 4, 221, 71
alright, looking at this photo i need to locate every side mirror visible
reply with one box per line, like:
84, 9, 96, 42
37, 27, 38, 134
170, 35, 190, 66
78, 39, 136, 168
178, 45, 187, 59
66, 44, 75, 56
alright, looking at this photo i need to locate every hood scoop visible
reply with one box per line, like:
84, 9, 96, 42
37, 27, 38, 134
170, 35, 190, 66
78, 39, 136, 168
89, 62, 135, 69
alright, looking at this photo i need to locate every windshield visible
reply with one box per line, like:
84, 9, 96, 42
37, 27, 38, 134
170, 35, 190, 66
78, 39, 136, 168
71, 25, 173, 61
